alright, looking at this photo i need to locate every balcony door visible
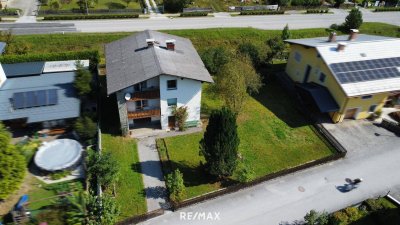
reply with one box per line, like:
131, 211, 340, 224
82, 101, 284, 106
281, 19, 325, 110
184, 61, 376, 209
134, 81, 147, 92
135, 100, 148, 110
303, 65, 312, 83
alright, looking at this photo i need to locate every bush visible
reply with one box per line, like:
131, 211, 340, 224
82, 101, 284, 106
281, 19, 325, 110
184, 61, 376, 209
87, 151, 119, 190
74, 116, 97, 140
239, 10, 285, 15
374, 7, 400, 12
164, 0, 188, 13
74, 62, 93, 96
200, 47, 230, 75
172, 106, 188, 131
166, 169, 186, 204
0, 50, 99, 71
306, 9, 329, 13
180, 12, 208, 17
43, 14, 139, 20
238, 42, 261, 67
0, 122, 26, 200
50, 170, 71, 180
342, 8, 363, 31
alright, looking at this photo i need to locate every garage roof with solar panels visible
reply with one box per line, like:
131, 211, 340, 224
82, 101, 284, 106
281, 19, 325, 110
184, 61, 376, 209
0, 60, 89, 123
286, 34, 400, 97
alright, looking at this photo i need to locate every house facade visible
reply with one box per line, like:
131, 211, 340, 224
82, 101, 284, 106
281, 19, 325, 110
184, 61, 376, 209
105, 30, 213, 135
285, 31, 400, 123
0, 58, 89, 128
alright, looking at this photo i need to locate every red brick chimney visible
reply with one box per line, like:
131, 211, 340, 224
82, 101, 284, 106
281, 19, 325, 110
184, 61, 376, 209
166, 39, 176, 51
348, 29, 359, 41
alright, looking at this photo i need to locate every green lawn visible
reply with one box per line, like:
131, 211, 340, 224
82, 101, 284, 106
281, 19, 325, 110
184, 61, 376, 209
28, 178, 83, 214
40, 0, 141, 10
161, 78, 335, 199
101, 134, 147, 219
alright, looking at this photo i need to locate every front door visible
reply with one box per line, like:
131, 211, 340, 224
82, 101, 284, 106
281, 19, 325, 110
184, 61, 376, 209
168, 116, 176, 129
303, 65, 312, 83
344, 108, 358, 119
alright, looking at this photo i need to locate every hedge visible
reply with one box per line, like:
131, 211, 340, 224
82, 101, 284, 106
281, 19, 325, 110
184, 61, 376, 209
306, 9, 329, 13
180, 12, 208, 17
0, 50, 100, 71
239, 10, 285, 15
43, 14, 139, 20
374, 7, 400, 12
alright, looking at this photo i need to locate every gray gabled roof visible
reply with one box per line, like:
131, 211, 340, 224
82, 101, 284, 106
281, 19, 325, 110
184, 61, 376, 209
105, 30, 213, 95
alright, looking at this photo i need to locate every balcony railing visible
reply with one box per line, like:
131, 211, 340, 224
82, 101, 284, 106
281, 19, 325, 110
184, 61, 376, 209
127, 108, 161, 119
129, 89, 160, 101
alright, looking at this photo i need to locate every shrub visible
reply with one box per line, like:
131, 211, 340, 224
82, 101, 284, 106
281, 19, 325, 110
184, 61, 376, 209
306, 9, 329, 13
43, 14, 139, 20
200, 46, 230, 75
50, 170, 71, 180
180, 12, 208, 17
172, 106, 188, 131
342, 8, 363, 31
236, 163, 255, 183
374, 7, 400, 12
239, 10, 285, 15
0, 122, 26, 200
74, 116, 97, 140
166, 169, 186, 204
74, 62, 93, 96
238, 42, 260, 67
87, 151, 120, 190
200, 107, 239, 178
164, 0, 188, 13
0, 50, 100, 71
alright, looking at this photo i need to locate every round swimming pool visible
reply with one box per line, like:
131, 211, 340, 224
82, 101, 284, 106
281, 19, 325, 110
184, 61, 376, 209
34, 139, 83, 171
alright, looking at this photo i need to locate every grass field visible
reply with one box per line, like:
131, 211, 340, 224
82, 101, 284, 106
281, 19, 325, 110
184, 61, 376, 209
161, 77, 336, 199
28, 178, 83, 214
40, 0, 141, 10
101, 134, 147, 219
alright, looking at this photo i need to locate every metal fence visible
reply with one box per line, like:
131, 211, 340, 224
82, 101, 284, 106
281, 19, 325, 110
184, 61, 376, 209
183, 7, 213, 13
230, 5, 279, 11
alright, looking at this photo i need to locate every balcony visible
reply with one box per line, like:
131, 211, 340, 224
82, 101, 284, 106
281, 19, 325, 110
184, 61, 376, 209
128, 108, 161, 119
129, 89, 160, 101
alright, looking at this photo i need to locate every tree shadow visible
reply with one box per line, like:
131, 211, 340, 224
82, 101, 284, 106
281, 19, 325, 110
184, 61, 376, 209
106, 2, 126, 9
141, 186, 167, 199
350, 208, 400, 225
252, 77, 313, 128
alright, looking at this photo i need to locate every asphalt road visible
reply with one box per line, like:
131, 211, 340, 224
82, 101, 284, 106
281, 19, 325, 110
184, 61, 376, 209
139, 120, 400, 225
0, 11, 398, 34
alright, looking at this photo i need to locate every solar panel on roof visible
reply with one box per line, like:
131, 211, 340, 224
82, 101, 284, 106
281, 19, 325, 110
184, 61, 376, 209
330, 57, 400, 84
12, 89, 58, 110
48, 89, 58, 105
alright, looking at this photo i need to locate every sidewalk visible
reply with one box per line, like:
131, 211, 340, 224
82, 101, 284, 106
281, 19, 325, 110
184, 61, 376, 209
136, 127, 203, 211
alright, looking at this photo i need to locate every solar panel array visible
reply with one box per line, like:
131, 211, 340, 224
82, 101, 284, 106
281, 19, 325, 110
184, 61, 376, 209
13, 89, 58, 110
330, 57, 400, 84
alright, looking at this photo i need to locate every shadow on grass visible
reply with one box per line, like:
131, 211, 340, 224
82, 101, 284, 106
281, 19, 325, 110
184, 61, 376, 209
349, 208, 400, 225
252, 64, 313, 129
106, 2, 127, 9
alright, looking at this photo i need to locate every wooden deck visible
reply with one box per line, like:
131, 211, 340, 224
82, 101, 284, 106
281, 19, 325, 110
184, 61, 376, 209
129, 89, 160, 101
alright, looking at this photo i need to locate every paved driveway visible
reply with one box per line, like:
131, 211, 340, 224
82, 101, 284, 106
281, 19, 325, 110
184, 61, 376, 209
140, 120, 400, 225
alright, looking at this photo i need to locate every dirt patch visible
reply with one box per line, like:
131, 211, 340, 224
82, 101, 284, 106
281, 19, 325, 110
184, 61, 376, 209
0, 173, 35, 216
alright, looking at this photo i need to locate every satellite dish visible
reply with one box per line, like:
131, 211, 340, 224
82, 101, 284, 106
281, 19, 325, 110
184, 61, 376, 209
125, 93, 131, 100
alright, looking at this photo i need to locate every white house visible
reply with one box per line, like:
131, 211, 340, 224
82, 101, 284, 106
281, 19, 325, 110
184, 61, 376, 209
105, 30, 213, 135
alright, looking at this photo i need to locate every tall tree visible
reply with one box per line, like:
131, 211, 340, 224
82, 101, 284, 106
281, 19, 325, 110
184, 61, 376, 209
74, 116, 97, 140
201, 46, 230, 75
265, 36, 285, 64
343, 8, 363, 31
217, 57, 262, 114
163, 0, 187, 13
199, 107, 239, 178
0, 122, 26, 200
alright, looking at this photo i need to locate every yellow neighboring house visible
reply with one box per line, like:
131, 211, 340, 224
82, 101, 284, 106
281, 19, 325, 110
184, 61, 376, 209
284, 30, 400, 123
